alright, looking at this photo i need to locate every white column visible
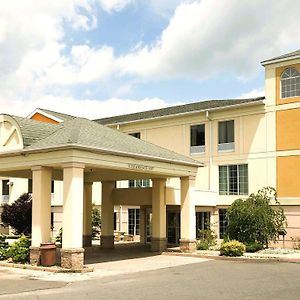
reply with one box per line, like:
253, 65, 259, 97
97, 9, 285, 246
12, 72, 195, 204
31, 166, 52, 247
62, 163, 84, 249
151, 178, 167, 252
101, 181, 115, 249
83, 182, 93, 247
180, 176, 196, 252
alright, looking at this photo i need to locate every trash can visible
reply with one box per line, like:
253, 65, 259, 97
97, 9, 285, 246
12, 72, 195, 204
40, 242, 56, 267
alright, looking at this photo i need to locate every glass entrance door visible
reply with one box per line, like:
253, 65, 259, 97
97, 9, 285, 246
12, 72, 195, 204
167, 211, 180, 245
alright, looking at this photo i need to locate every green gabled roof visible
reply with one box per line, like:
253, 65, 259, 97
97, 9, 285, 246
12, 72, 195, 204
95, 97, 265, 125
10, 115, 62, 147
9, 116, 200, 167
36, 108, 76, 122
261, 49, 300, 65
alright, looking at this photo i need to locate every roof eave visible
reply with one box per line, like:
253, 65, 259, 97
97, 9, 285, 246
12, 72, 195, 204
101, 99, 265, 126
0, 144, 203, 168
261, 55, 300, 66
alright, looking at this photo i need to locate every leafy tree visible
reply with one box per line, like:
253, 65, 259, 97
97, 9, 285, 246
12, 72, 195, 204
226, 187, 287, 247
92, 206, 101, 238
1, 193, 32, 236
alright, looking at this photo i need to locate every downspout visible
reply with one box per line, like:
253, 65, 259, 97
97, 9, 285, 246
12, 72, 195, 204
206, 110, 213, 191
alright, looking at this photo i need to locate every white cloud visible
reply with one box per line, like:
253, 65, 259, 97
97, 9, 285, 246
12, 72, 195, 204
237, 88, 264, 99
118, 0, 300, 81
98, 0, 133, 13
0, 95, 176, 119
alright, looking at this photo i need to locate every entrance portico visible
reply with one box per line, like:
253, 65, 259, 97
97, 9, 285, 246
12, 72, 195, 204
0, 114, 201, 270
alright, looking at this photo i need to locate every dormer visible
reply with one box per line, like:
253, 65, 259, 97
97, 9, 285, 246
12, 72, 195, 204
261, 50, 300, 107
27, 108, 75, 124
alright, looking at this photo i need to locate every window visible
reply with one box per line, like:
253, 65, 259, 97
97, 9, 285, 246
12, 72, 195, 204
1, 180, 9, 203
51, 180, 54, 193
2, 180, 9, 196
114, 212, 117, 231
51, 212, 54, 230
28, 179, 32, 194
196, 211, 211, 238
190, 124, 205, 154
218, 120, 234, 151
281, 67, 300, 98
129, 132, 141, 139
219, 164, 248, 195
219, 209, 227, 239
128, 208, 140, 235
128, 179, 150, 188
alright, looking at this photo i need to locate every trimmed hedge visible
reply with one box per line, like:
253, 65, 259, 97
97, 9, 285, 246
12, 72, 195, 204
220, 240, 246, 257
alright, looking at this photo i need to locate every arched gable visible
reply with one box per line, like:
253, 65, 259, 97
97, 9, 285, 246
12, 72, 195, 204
0, 115, 23, 152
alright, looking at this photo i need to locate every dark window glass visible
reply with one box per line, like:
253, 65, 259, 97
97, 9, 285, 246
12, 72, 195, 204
51, 180, 54, 193
114, 212, 117, 231
2, 180, 9, 195
190, 124, 205, 146
51, 212, 54, 230
28, 179, 32, 194
218, 120, 234, 144
219, 209, 227, 239
129, 132, 141, 139
196, 212, 211, 238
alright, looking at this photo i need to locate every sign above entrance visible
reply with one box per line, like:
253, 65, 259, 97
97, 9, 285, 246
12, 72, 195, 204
128, 163, 154, 171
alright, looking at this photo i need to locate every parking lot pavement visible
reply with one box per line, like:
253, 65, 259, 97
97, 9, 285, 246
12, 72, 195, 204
1, 259, 300, 299
0, 254, 209, 297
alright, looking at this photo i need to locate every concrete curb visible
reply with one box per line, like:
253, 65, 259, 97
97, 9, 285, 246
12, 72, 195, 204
0, 261, 94, 273
162, 251, 300, 264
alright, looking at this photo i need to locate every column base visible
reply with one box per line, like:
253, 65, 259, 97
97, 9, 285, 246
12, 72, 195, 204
61, 248, 84, 270
83, 234, 92, 247
151, 237, 167, 252
101, 235, 114, 249
29, 246, 40, 265
179, 239, 197, 253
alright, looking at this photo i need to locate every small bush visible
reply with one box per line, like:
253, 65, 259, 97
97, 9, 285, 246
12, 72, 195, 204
56, 228, 62, 243
7, 235, 31, 263
196, 224, 217, 250
291, 237, 300, 250
197, 239, 209, 250
0, 235, 9, 260
220, 240, 246, 257
245, 242, 264, 253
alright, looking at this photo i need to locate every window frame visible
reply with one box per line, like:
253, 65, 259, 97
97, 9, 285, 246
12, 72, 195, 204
218, 120, 235, 152
219, 208, 228, 239
280, 67, 300, 99
218, 164, 248, 195
190, 124, 205, 154
128, 208, 140, 235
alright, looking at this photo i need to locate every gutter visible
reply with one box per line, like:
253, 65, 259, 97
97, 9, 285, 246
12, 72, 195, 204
101, 99, 265, 126
261, 55, 300, 66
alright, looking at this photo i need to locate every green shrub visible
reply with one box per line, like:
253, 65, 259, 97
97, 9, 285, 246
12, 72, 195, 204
56, 228, 62, 243
220, 240, 246, 257
196, 224, 217, 250
245, 242, 264, 253
7, 235, 31, 263
226, 187, 287, 247
197, 239, 209, 250
291, 237, 300, 250
0, 235, 9, 260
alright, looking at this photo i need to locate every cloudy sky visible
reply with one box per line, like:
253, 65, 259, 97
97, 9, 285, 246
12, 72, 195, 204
0, 0, 299, 119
